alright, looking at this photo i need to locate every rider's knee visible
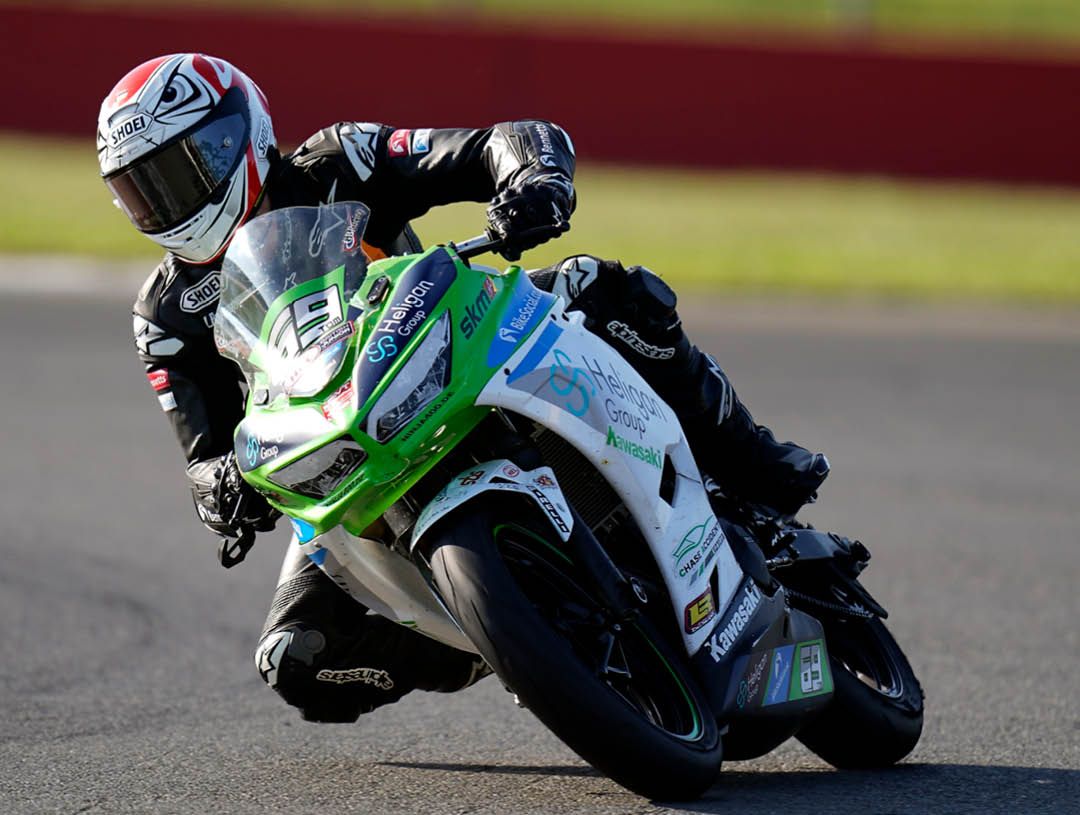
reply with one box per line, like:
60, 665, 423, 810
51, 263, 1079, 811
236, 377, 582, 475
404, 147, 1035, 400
254, 624, 393, 723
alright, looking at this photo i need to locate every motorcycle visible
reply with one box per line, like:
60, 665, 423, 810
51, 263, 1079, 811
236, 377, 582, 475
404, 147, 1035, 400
214, 202, 924, 800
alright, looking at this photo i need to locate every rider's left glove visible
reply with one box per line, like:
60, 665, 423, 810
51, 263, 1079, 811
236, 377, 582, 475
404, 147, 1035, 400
486, 174, 574, 261
188, 452, 281, 539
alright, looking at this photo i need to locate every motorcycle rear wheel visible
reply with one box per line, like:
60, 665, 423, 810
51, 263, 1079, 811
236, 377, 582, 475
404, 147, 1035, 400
796, 615, 924, 768
428, 501, 722, 800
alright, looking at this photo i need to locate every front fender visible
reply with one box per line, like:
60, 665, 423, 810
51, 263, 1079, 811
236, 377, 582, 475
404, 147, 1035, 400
411, 459, 573, 551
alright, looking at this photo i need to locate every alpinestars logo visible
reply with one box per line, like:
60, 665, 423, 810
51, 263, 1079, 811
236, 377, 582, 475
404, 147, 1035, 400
606, 320, 675, 360
704, 582, 763, 663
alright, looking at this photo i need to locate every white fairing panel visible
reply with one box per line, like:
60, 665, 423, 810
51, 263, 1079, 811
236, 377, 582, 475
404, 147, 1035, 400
476, 308, 745, 655
296, 528, 477, 654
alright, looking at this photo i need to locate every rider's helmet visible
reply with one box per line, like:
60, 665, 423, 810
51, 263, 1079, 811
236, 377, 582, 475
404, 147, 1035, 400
97, 54, 276, 265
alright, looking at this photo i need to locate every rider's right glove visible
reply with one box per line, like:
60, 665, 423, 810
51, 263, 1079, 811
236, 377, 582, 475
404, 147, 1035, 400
486, 174, 574, 261
188, 452, 281, 539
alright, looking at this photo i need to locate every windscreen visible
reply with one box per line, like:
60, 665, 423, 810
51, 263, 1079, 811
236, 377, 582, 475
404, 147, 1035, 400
215, 203, 371, 397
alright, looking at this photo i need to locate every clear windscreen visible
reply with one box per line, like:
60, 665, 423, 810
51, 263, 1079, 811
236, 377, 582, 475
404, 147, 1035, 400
215, 203, 371, 397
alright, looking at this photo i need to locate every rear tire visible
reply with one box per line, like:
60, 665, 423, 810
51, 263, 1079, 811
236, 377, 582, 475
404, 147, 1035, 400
796, 616, 924, 768
428, 502, 721, 800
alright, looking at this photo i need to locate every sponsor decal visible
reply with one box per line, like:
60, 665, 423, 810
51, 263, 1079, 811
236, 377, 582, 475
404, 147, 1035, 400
459, 470, 485, 486
244, 428, 286, 469
365, 334, 398, 363
533, 474, 556, 489
737, 650, 771, 709
703, 582, 763, 663
800, 643, 824, 694
316, 666, 394, 690
684, 588, 715, 634
606, 320, 675, 361
342, 208, 366, 253
179, 272, 222, 313
108, 114, 150, 148
322, 380, 354, 423
256, 119, 272, 157
533, 122, 559, 167
352, 250, 457, 411
547, 348, 597, 417
396, 391, 452, 443
606, 426, 662, 470
527, 486, 571, 536
147, 369, 170, 391
460, 281, 494, 339
388, 128, 411, 156
485, 276, 553, 368
500, 464, 521, 478
763, 645, 795, 706
412, 128, 432, 154
157, 392, 177, 412
317, 319, 354, 350
583, 355, 667, 425
377, 279, 435, 337
671, 517, 721, 582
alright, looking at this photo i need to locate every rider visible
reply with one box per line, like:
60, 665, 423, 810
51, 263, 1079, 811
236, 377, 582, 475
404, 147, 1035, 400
100, 54, 829, 723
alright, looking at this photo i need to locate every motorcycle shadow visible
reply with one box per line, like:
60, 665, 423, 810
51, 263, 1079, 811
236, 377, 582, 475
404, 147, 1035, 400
379, 761, 1078, 814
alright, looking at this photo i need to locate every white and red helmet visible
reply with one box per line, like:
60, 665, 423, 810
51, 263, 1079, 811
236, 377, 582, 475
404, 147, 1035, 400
97, 54, 276, 264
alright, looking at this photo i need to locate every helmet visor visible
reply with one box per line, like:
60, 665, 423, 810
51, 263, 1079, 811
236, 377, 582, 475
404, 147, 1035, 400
105, 87, 250, 233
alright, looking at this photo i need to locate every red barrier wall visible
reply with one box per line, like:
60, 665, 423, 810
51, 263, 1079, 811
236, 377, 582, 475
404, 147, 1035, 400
5, 5, 1080, 185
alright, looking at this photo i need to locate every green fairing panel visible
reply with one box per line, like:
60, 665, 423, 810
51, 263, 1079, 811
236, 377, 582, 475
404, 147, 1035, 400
217, 203, 547, 539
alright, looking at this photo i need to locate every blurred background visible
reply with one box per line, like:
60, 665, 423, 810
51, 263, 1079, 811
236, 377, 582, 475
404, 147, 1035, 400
2, 0, 1080, 301
2, 4, 1079, 813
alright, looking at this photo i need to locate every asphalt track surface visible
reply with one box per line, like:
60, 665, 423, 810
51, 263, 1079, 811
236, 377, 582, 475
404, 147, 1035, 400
1, 264, 1077, 814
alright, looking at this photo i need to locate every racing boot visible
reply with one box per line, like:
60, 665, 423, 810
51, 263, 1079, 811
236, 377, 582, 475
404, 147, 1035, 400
536, 256, 829, 516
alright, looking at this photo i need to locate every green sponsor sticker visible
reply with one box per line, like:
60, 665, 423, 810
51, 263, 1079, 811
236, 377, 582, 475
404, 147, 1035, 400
787, 638, 833, 700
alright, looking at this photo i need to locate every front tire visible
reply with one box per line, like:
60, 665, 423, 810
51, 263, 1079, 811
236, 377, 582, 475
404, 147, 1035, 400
428, 501, 721, 800
796, 616, 924, 768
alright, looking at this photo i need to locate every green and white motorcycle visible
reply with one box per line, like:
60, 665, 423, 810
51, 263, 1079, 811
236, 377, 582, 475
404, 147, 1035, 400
215, 202, 923, 800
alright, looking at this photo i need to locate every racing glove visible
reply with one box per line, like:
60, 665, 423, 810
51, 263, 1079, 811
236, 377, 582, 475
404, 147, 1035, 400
486, 174, 575, 261
188, 452, 281, 539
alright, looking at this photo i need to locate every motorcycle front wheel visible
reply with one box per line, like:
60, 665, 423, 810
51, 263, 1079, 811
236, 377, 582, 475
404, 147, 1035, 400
428, 499, 722, 800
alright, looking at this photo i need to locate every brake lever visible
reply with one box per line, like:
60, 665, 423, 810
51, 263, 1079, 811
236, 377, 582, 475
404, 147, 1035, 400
218, 527, 256, 569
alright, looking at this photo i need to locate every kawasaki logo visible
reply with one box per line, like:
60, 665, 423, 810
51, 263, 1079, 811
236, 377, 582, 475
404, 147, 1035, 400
180, 272, 221, 313
605, 426, 662, 470
704, 583, 763, 663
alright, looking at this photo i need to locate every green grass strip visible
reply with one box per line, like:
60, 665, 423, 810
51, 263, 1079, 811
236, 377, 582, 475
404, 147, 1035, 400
4, 133, 1079, 303
13, 0, 1080, 45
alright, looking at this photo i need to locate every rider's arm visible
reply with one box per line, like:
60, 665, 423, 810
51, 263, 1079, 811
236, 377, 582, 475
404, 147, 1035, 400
286, 120, 576, 247
132, 259, 245, 465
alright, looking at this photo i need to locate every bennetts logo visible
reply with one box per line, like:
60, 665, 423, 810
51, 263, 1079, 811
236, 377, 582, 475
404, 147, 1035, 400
605, 426, 662, 470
